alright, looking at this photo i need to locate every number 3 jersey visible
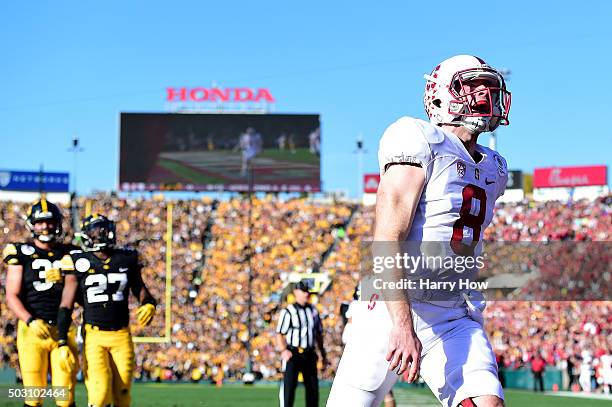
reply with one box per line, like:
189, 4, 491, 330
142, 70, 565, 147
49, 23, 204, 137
64, 248, 146, 330
378, 116, 508, 246
2, 242, 76, 324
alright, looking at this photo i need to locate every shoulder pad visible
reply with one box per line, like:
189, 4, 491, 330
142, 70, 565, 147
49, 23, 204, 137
412, 119, 445, 144
387, 116, 422, 135
378, 116, 434, 172
490, 151, 508, 176
3, 243, 18, 258
3, 243, 21, 264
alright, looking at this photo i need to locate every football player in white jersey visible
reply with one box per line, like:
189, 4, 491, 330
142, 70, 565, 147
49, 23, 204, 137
327, 55, 511, 407
239, 127, 263, 176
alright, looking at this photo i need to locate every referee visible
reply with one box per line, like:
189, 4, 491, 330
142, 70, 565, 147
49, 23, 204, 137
276, 281, 327, 407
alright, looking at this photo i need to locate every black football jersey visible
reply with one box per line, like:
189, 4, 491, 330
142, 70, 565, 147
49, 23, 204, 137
67, 248, 145, 330
2, 242, 76, 324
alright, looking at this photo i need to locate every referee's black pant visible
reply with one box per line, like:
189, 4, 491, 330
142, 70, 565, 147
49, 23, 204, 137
281, 347, 318, 407
533, 371, 544, 392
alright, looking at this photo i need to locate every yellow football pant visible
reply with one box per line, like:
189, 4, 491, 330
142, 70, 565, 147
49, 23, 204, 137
16, 320, 78, 407
84, 325, 135, 407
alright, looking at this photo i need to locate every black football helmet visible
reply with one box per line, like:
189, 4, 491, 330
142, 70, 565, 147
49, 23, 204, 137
78, 214, 116, 252
26, 199, 63, 242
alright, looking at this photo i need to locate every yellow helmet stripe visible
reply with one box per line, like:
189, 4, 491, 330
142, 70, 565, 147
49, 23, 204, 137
40, 199, 48, 212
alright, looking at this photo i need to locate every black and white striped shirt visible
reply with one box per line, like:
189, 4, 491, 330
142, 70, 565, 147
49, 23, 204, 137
276, 303, 322, 349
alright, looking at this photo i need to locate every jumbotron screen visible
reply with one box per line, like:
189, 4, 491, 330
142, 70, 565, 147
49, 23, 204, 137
119, 113, 321, 192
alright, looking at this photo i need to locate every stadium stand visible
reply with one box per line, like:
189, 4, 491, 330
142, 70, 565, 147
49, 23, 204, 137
0, 195, 610, 391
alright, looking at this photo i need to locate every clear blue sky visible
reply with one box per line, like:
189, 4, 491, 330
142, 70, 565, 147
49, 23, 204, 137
2, 1, 610, 196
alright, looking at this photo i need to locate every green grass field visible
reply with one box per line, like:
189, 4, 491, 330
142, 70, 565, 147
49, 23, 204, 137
257, 148, 320, 165
153, 147, 319, 186
1, 383, 611, 407
157, 158, 224, 184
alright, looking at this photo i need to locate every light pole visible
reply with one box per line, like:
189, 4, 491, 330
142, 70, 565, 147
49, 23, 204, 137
489, 68, 511, 151
245, 160, 254, 377
354, 134, 367, 198
68, 136, 84, 193
67, 136, 84, 231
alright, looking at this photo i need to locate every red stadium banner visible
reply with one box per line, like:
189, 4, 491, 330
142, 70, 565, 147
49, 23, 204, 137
364, 174, 381, 193
533, 165, 607, 188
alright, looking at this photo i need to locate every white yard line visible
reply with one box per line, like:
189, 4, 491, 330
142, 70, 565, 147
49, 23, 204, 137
546, 391, 612, 400
393, 388, 440, 406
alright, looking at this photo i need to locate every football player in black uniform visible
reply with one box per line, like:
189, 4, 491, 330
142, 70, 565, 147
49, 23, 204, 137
57, 214, 156, 407
3, 199, 79, 407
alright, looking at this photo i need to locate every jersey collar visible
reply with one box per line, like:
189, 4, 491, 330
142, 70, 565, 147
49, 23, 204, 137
443, 128, 488, 165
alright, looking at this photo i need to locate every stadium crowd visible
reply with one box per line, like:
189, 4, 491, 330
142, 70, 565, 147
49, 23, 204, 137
0, 194, 610, 392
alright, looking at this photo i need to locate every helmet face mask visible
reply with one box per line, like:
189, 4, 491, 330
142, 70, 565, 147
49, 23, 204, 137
424, 56, 511, 133
26, 200, 63, 243
78, 215, 116, 252
32, 221, 59, 242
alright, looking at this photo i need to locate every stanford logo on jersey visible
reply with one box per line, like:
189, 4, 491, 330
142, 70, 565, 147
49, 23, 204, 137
457, 162, 466, 178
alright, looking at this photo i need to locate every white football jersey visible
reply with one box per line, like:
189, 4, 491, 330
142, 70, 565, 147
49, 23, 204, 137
378, 116, 508, 245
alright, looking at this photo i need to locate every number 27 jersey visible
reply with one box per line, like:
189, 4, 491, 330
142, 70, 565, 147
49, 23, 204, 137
65, 248, 146, 330
378, 116, 508, 246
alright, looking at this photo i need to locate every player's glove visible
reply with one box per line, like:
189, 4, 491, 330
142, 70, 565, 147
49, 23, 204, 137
136, 303, 156, 327
56, 342, 77, 373
45, 267, 63, 284
27, 318, 52, 339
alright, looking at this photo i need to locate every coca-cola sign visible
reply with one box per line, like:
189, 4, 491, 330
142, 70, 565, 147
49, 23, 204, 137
166, 87, 275, 103
533, 165, 607, 188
